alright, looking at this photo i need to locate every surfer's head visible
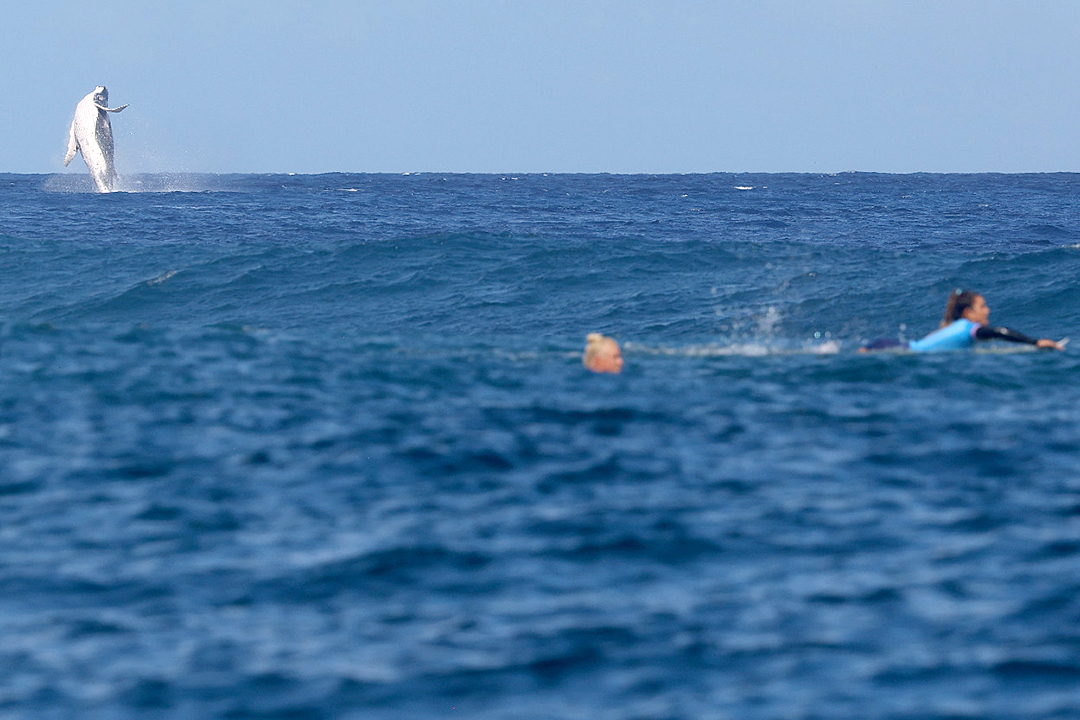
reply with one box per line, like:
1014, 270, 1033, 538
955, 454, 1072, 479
583, 333, 623, 374
942, 289, 988, 326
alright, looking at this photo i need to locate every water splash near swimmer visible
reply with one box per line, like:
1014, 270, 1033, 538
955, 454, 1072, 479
697, 303, 841, 355
755, 306, 783, 339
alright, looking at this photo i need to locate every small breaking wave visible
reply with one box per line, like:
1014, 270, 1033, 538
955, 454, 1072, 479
626, 340, 842, 357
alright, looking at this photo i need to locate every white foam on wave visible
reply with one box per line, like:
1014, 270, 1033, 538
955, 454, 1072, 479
625, 340, 842, 358
44, 173, 221, 194
145, 270, 178, 286
42, 174, 97, 193
114, 174, 218, 193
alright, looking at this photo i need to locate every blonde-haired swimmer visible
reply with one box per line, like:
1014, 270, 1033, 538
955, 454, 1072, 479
583, 333, 624, 373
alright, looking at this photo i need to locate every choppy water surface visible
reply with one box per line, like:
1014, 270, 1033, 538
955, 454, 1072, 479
2, 172, 1080, 719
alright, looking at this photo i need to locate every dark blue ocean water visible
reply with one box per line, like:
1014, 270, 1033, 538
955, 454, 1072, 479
2, 172, 1080, 719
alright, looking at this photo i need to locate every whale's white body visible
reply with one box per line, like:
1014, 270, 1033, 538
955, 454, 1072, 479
64, 86, 128, 193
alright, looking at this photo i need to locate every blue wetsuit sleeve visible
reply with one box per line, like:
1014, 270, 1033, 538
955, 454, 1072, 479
974, 325, 1039, 345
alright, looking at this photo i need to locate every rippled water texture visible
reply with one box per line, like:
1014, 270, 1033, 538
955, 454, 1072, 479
2, 173, 1080, 719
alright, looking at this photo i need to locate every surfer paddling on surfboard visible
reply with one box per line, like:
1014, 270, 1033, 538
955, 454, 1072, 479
861, 289, 1066, 353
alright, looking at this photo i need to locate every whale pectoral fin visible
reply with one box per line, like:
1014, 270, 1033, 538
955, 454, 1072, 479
95, 103, 129, 113
64, 122, 78, 166
109, 104, 129, 113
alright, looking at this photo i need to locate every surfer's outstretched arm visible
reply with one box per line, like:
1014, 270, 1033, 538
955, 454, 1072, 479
975, 325, 1039, 344
975, 325, 1065, 350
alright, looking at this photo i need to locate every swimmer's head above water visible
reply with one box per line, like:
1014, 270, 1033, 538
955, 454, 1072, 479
942, 289, 989, 326
583, 333, 623, 373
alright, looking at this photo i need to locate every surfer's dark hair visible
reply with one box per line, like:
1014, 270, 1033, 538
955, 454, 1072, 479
941, 289, 980, 327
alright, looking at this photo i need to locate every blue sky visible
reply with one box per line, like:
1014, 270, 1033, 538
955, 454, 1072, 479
4, 1, 1079, 174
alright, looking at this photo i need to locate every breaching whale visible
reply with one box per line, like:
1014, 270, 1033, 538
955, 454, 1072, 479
64, 86, 128, 193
